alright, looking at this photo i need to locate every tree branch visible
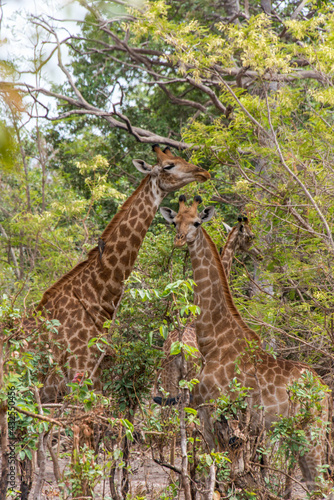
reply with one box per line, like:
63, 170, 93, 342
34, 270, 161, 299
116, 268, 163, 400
0, 223, 19, 279
14, 406, 65, 427
18, 83, 194, 149
264, 91, 334, 251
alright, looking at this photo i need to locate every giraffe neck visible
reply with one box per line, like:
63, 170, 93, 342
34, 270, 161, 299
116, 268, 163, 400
189, 228, 260, 359
220, 226, 239, 278
38, 175, 165, 328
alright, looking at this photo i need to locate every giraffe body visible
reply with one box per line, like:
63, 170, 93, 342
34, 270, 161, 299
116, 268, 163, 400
28, 147, 210, 402
160, 197, 329, 490
158, 218, 257, 402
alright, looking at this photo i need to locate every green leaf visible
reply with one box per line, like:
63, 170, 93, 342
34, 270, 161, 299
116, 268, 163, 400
170, 341, 181, 355
159, 325, 169, 340
184, 407, 197, 415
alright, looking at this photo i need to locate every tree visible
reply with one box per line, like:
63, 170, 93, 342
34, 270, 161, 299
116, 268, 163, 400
2, 0, 334, 497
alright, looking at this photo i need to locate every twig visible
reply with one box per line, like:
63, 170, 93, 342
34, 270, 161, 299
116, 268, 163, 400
249, 461, 309, 493
0, 223, 20, 279
246, 316, 334, 361
291, 0, 309, 19
152, 458, 182, 475
32, 386, 49, 500
13, 406, 64, 427
264, 90, 334, 251
214, 71, 269, 136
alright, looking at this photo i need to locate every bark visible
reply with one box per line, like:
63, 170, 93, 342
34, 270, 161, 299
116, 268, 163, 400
0, 407, 9, 499
0, 336, 9, 499
32, 387, 49, 500
19, 457, 33, 500
32, 433, 49, 500
207, 464, 216, 500
19, 231, 24, 280
179, 348, 192, 500
47, 442, 61, 483
0, 223, 20, 279
12, 121, 31, 213
109, 466, 122, 500
261, 0, 271, 14
222, 0, 240, 23
36, 124, 46, 212
180, 403, 192, 500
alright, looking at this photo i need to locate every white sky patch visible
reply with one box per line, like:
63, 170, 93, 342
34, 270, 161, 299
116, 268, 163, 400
1, 0, 87, 86
1, 0, 144, 123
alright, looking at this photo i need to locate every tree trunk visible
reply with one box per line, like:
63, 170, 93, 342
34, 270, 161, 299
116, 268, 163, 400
121, 406, 136, 498
0, 337, 9, 499
261, 0, 271, 14
222, 0, 240, 23
19, 457, 33, 500
32, 387, 49, 500
180, 350, 192, 500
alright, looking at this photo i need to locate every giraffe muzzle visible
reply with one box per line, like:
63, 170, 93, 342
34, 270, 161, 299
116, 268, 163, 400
174, 234, 186, 247
195, 169, 211, 182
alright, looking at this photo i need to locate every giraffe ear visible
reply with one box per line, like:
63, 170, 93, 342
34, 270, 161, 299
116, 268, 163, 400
222, 221, 232, 233
199, 206, 215, 223
160, 207, 177, 224
132, 159, 152, 173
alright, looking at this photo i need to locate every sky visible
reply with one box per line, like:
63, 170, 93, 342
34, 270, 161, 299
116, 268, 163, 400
0, 0, 143, 123
1, 0, 87, 87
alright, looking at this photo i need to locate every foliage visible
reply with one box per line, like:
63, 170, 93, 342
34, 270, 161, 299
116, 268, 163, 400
212, 378, 253, 421
2, 0, 334, 496
102, 332, 159, 413
62, 445, 104, 499
270, 371, 330, 467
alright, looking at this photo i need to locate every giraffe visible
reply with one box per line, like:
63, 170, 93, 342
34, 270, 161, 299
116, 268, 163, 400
155, 215, 258, 404
160, 196, 329, 491
26, 146, 210, 403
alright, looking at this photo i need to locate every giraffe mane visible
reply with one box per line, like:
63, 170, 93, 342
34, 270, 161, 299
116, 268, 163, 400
220, 226, 238, 260
99, 175, 150, 242
201, 227, 261, 343
39, 176, 150, 308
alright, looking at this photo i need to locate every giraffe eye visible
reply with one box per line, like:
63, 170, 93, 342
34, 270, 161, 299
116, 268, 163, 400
164, 164, 175, 171
194, 222, 201, 228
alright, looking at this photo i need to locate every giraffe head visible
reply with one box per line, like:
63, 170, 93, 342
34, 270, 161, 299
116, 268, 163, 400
160, 195, 215, 246
232, 216, 255, 253
222, 216, 262, 260
132, 145, 210, 192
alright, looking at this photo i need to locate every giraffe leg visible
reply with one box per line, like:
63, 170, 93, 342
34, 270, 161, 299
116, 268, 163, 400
158, 355, 182, 404
298, 410, 328, 492
298, 443, 323, 492
40, 370, 67, 403
198, 407, 216, 451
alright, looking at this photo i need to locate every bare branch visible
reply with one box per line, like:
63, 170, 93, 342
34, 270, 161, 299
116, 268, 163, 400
14, 406, 65, 427
214, 71, 269, 134
186, 76, 226, 114
0, 223, 20, 279
291, 0, 309, 20
17, 83, 195, 149
264, 91, 334, 251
